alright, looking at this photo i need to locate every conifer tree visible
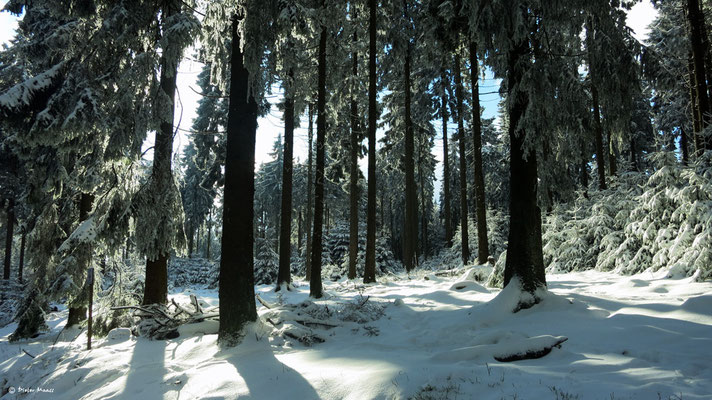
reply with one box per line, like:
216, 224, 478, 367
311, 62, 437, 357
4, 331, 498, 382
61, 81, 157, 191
218, 13, 259, 345
364, 0, 378, 284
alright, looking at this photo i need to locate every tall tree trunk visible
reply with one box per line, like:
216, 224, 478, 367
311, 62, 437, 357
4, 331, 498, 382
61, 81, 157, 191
297, 210, 303, 253
686, 0, 712, 155
3, 198, 14, 280
348, 5, 360, 280
68, 193, 93, 326
454, 51, 470, 264
219, 14, 258, 345
686, 0, 712, 157
418, 150, 427, 257
608, 131, 617, 176
187, 228, 194, 258
591, 83, 606, 190
504, 31, 546, 299
469, 41, 489, 264
441, 70, 453, 247
206, 208, 212, 260
364, 0, 378, 284
586, 19, 607, 190
688, 55, 703, 156
681, 126, 690, 165
277, 69, 295, 290
630, 135, 639, 172
18, 230, 25, 283
403, 19, 417, 273
305, 104, 314, 280
310, 16, 327, 299
143, 4, 179, 305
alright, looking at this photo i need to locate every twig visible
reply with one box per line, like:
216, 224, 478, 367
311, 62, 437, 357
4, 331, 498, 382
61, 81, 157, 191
22, 349, 36, 359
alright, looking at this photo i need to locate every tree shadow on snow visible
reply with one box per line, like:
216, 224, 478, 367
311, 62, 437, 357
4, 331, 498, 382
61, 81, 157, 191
221, 342, 321, 399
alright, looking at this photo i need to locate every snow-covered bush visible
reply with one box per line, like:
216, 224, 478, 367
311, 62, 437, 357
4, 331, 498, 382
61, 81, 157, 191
543, 152, 712, 280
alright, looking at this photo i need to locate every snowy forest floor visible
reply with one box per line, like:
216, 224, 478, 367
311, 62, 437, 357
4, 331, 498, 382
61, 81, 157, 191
1, 264, 711, 400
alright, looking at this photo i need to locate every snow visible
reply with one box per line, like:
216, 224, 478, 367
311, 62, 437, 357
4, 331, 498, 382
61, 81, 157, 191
0, 63, 64, 112
1, 268, 711, 399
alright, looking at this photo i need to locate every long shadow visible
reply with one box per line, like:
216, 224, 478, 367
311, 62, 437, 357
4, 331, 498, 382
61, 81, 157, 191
222, 341, 321, 399
119, 337, 167, 399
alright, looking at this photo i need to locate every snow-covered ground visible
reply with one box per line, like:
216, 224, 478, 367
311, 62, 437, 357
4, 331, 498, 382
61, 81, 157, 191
1, 268, 711, 399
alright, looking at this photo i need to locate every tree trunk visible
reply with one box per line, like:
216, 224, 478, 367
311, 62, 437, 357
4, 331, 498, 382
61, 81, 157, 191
277, 69, 295, 290
218, 14, 258, 345
469, 41, 489, 264
608, 131, 617, 177
348, 6, 360, 280
681, 126, 690, 165
364, 0, 378, 284
206, 208, 212, 260
3, 198, 14, 280
403, 19, 417, 273
688, 55, 703, 156
18, 230, 25, 283
143, 4, 179, 306
68, 193, 93, 326
305, 104, 314, 280
503, 32, 547, 298
297, 210, 303, 253
630, 135, 639, 172
441, 70, 453, 247
686, 0, 712, 155
454, 51, 470, 264
586, 19, 607, 190
310, 16, 327, 299
187, 228, 194, 258
418, 150, 427, 257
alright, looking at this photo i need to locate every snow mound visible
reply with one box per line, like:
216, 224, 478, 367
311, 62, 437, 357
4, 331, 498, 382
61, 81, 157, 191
449, 280, 489, 293
431, 331, 568, 362
681, 295, 712, 315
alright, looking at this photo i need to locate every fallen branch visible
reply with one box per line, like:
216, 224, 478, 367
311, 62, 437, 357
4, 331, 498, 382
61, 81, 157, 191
493, 337, 568, 362
256, 294, 275, 309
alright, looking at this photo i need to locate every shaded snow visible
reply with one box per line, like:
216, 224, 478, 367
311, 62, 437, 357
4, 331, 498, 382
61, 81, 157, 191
1, 269, 711, 399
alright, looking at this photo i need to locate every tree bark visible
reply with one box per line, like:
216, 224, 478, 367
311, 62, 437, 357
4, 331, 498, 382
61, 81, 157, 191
686, 0, 712, 155
3, 198, 14, 280
348, 5, 360, 280
608, 131, 617, 177
143, 4, 179, 306
310, 15, 327, 299
681, 126, 690, 165
364, 0, 378, 284
630, 135, 639, 172
586, 19, 607, 190
187, 228, 194, 258
503, 32, 546, 298
68, 193, 93, 326
454, 51, 470, 264
441, 70, 453, 247
206, 208, 211, 260
277, 69, 295, 290
18, 230, 25, 283
218, 14, 258, 345
403, 13, 417, 272
469, 41, 489, 264
688, 55, 703, 156
297, 210, 303, 253
305, 104, 314, 280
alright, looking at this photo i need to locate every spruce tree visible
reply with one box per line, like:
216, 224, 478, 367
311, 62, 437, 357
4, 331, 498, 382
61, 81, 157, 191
218, 13, 259, 345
